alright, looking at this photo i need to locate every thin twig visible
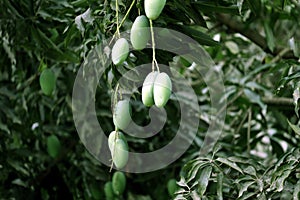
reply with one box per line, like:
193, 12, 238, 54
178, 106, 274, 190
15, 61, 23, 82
247, 107, 252, 154
149, 19, 159, 72
109, 0, 136, 45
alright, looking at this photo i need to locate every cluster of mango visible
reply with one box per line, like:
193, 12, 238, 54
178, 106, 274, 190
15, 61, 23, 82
104, 171, 126, 200
108, 0, 172, 170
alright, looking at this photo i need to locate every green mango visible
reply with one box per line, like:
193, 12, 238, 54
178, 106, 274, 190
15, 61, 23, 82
142, 71, 159, 107
167, 178, 178, 197
130, 15, 150, 50
104, 181, 115, 200
113, 100, 132, 130
144, 0, 166, 20
111, 38, 129, 65
46, 135, 61, 158
112, 171, 126, 196
108, 131, 128, 151
111, 139, 129, 169
153, 72, 172, 107
40, 69, 56, 95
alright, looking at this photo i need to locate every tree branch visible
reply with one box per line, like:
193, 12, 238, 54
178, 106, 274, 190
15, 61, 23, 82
262, 97, 294, 107
216, 13, 298, 60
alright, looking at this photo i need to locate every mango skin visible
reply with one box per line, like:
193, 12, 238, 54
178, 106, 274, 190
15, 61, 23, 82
144, 0, 166, 20
153, 72, 172, 107
108, 131, 128, 151
40, 69, 56, 95
111, 139, 129, 169
113, 100, 132, 130
104, 181, 115, 200
111, 38, 129, 65
167, 178, 178, 197
142, 71, 159, 107
112, 171, 126, 196
130, 15, 150, 50
47, 135, 61, 158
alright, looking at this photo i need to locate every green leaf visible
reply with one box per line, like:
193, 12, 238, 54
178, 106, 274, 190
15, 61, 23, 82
36, 28, 64, 54
240, 192, 257, 200
75, 8, 94, 32
192, 2, 239, 15
293, 87, 300, 117
293, 179, 300, 200
243, 166, 256, 177
287, 120, 300, 136
289, 37, 300, 57
272, 169, 292, 192
173, 0, 207, 28
217, 173, 223, 200
216, 157, 243, 174
0, 121, 10, 134
241, 63, 274, 84
238, 181, 255, 198
237, 0, 244, 15
187, 161, 208, 183
225, 41, 239, 54
245, 0, 261, 16
264, 21, 275, 52
7, 158, 30, 176
198, 166, 212, 197
270, 138, 284, 157
257, 193, 267, 200
174, 25, 219, 46
243, 88, 266, 110
89, 183, 101, 200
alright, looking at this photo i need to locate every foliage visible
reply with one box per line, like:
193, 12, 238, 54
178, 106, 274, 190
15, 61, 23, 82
0, 0, 300, 199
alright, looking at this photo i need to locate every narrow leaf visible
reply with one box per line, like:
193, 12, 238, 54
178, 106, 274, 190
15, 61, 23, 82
192, 2, 240, 15
217, 173, 223, 200
198, 166, 212, 197
244, 88, 266, 110
175, 25, 219, 46
293, 179, 300, 200
243, 166, 256, 177
216, 157, 243, 174
245, 0, 261, 16
238, 181, 255, 197
287, 120, 300, 136
237, 0, 244, 15
264, 21, 275, 52
293, 87, 300, 117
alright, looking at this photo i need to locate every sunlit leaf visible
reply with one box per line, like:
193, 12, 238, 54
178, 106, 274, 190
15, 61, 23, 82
287, 120, 300, 136
244, 89, 267, 110
198, 166, 212, 197
216, 157, 243, 174
238, 181, 255, 197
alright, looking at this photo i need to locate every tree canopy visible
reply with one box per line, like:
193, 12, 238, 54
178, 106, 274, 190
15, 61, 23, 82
1, 0, 300, 199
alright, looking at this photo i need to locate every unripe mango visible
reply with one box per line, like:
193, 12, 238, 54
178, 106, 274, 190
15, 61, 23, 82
167, 178, 178, 197
112, 171, 126, 195
104, 181, 115, 200
113, 100, 132, 130
144, 0, 166, 20
153, 72, 172, 107
111, 38, 129, 65
130, 15, 150, 50
40, 69, 56, 95
111, 139, 129, 169
47, 135, 61, 158
108, 131, 128, 151
142, 71, 159, 107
